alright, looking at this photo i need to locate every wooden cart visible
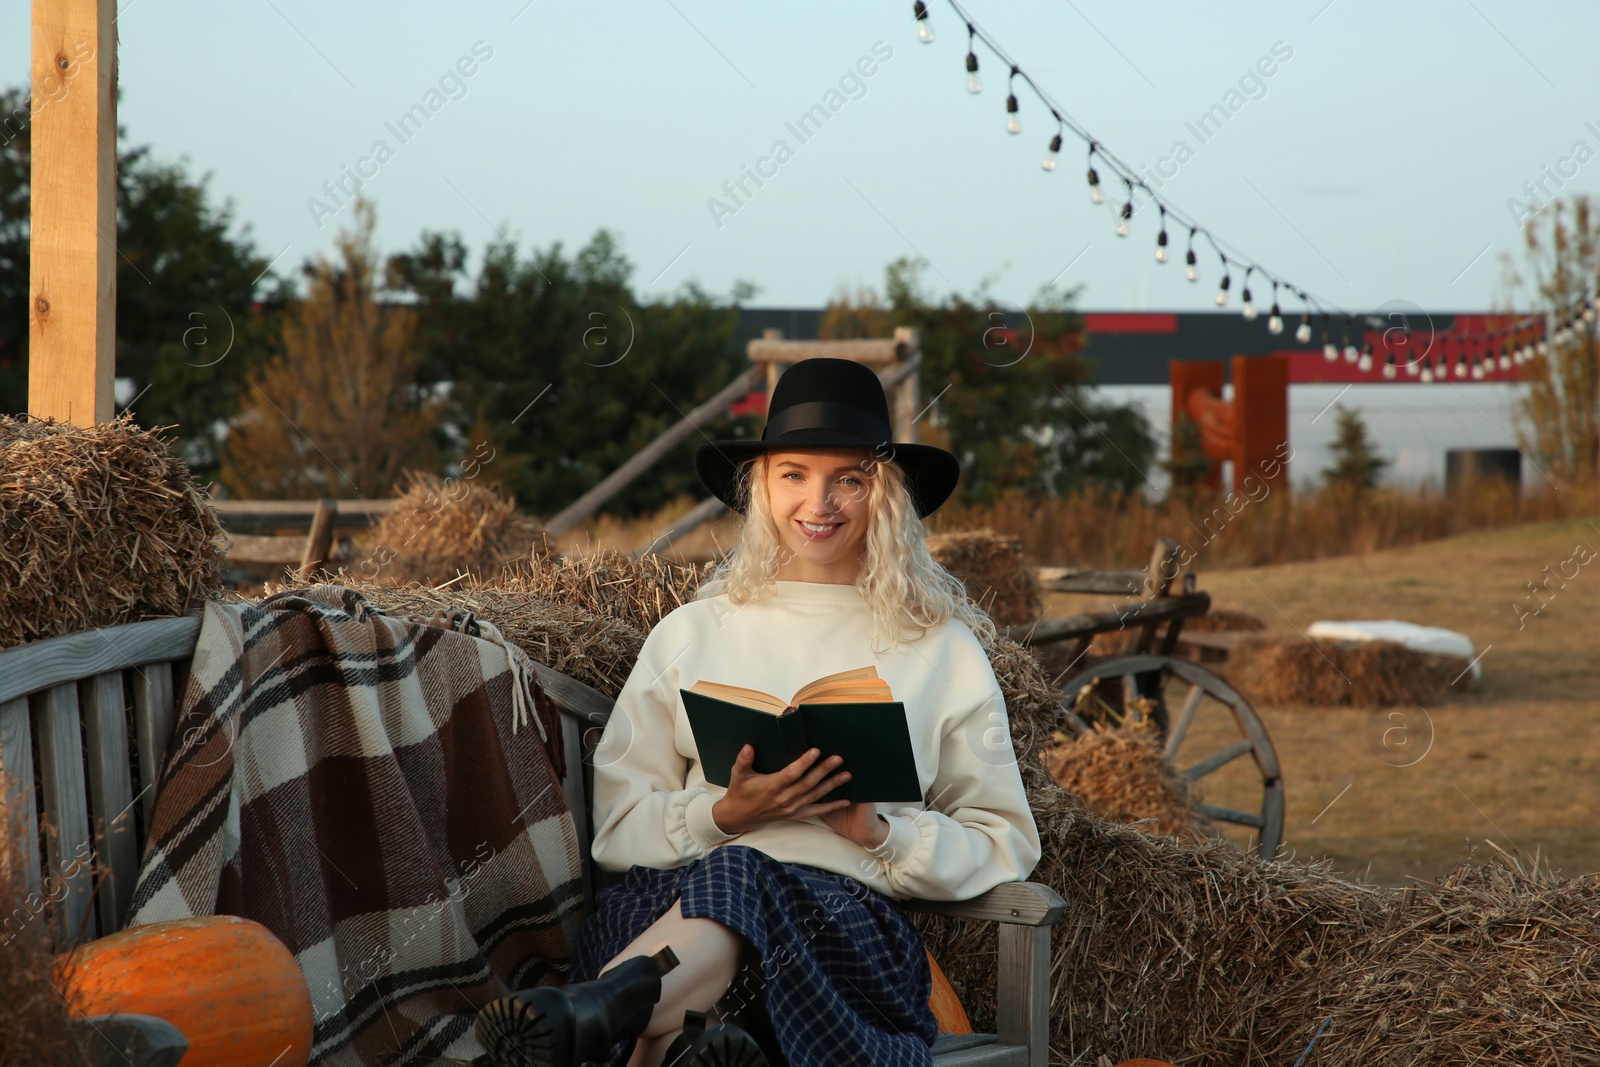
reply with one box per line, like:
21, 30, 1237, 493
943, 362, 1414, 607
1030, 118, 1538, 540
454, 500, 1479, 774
999, 539, 1285, 859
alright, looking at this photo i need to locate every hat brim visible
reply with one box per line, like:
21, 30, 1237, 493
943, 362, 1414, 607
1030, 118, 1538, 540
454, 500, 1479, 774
694, 434, 960, 519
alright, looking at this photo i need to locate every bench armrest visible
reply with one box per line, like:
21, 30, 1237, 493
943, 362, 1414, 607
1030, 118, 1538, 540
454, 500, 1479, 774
903, 881, 1063, 1067
900, 880, 1065, 926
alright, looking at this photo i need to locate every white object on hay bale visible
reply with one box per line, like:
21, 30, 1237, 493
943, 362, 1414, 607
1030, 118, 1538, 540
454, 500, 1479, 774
1306, 619, 1479, 684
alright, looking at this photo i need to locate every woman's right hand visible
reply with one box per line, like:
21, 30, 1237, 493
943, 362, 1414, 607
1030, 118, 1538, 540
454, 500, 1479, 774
710, 745, 853, 836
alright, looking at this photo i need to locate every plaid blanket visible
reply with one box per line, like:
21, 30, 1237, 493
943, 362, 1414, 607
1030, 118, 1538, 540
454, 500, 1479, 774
128, 586, 585, 1066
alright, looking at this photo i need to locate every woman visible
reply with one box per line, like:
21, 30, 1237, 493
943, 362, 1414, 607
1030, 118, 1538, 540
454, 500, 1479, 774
482, 358, 1040, 1067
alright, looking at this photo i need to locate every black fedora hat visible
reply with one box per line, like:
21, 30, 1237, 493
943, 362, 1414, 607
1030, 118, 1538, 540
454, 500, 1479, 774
694, 357, 960, 518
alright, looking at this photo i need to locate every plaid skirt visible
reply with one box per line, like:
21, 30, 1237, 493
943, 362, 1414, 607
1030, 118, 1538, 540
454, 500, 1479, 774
568, 845, 938, 1067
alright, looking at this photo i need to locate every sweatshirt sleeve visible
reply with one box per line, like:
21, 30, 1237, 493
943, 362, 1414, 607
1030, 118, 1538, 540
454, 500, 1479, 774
860, 635, 1042, 901
588, 617, 740, 872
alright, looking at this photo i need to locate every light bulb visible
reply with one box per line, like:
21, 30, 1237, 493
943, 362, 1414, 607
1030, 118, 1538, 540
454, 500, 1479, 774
1406, 355, 1421, 376
1454, 359, 1467, 378
1498, 352, 1511, 371
914, 1, 935, 42
1536, 340, 1548, 355
1323, 341, 1338, 361
1471, 363, 1485, 380
1005, 94, 1021, 134
1420, 365, 1434, 382
1116, 200, 1131, 237
1383, 360, 1397, 379
1295, 317, 1312, 344
1185, 250, 1198, 282
966, 51, 982, 94
1088, 166, 1104, 204
1268, 305, 1284, 335
1343, 344, 1358, 362
1215, 274, 1230, 307
1358, 351, 1373, 372
1241, 293, 1256, 321
1156, 229, 1169, 263
1043, 133, 1061, 171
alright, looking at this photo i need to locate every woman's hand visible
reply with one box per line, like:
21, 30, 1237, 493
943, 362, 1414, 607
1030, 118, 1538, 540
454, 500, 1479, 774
710, 745, 853, 836
819, 802, 890, 849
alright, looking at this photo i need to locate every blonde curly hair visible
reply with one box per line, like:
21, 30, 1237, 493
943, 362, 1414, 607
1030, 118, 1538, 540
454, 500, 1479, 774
694, 450, 997, 653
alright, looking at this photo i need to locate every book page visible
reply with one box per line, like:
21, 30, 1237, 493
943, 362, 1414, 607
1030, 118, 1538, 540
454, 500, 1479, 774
793, 665, 893, 705
687, 680, 790, 715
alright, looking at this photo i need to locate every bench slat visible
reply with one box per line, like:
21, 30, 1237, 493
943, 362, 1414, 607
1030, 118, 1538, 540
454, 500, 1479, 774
82, 671, 139, 935
35, 682, 96, 945
133, 662, 177, 826
932, 1041, 1028, 1066
0, 696, 42, 896
0, 617, 201, 706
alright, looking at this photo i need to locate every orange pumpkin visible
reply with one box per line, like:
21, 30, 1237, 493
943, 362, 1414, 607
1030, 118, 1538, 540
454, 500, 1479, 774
924, 947, 973, 1034
61, 916, 313, 1067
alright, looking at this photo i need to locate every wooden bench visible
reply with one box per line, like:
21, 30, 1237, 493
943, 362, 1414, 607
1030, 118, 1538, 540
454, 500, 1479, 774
0, 616, 1065, 1066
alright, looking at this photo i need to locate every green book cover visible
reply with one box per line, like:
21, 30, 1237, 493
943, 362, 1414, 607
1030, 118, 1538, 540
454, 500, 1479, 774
681, 689, 923, 803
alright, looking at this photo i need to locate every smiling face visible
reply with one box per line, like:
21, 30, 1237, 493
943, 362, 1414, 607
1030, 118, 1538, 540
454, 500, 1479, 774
764, 447, 876, 584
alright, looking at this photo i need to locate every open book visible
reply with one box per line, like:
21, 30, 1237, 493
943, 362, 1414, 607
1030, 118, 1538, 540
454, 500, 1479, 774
681, 666, 923, 803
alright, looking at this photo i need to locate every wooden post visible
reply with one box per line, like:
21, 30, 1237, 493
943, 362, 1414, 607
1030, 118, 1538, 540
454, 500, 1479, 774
298, 499, 338, 581
29, 0, 118, 425
891, 326, 920, 442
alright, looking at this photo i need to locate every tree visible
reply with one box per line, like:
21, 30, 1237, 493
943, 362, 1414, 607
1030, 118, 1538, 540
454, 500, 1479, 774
1164, 412, 1213, 502
0, 84, 286, 482
820, 261, 1154, 504
1504, 195, 1598, 483
1322, 404, 1387, 490
220, 200, 438, 498
389, 228, 752, 517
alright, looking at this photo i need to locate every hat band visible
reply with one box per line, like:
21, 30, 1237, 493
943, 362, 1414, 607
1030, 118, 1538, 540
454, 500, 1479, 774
762, 401, 891, 443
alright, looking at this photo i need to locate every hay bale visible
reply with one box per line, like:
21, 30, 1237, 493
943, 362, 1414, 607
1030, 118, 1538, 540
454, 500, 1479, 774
1040, 724, 1199, 838
494, 550, 712, 635
1184, 607, 1265, 633
1295, 851, 1600, 1065
0, 415, 224, 650
363, 472, 551, 586
1226, 635, 1470, 707
928, 528, 1042, 628
307, 577, 646, 698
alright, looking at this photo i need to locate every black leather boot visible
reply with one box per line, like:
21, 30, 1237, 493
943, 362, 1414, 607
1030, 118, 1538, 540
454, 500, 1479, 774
658, 1010, 769, 1067
475, 945, 680, 1067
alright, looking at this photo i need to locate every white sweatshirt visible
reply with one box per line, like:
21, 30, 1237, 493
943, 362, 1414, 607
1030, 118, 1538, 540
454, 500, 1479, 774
588, 579, 1042, 901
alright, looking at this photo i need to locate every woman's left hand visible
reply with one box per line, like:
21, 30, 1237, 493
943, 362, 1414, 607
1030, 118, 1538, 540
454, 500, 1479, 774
820, 801, 889, 848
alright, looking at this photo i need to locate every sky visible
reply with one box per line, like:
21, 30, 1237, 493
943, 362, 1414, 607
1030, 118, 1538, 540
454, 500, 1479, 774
5, 0, 1599, 315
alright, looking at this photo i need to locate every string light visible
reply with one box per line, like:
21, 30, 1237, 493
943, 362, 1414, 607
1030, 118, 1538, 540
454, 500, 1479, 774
1216, 263, 1231, 307
914, 1, 936, 43
1240, 267, 1257, 321
1405, 332, 1421, 377
1322, 314, 1337, 361
1086, 144, 1104, 204
1342, 317, 1358, 363
1116, 179, 1133, 237
1294, 296, 1313, 343
1357, 340, 1373, 373
1267, 281, 1284, 335
1382, 346, 1398, 379
1185, 228, 1198, 282
965, 25, 982, 93
1043, 125, 1062, 171
1155, 207, 1169, 263
1005, 68, 1021, 134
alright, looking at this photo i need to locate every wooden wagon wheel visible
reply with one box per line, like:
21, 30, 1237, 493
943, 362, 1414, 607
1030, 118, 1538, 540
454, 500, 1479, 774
1057, 654, 1285, 859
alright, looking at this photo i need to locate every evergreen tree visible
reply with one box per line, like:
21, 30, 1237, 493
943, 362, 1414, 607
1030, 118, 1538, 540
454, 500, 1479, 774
1164, 412, 1213, 500
1322, 404, 1388, 490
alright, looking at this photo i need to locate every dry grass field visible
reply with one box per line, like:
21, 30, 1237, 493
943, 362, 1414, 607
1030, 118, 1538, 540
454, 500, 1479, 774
1046, 515, 1600, 886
